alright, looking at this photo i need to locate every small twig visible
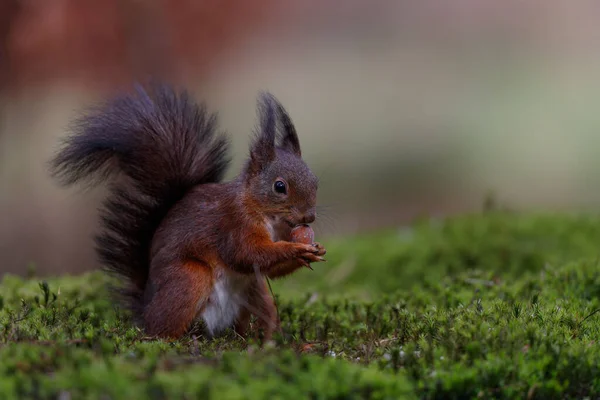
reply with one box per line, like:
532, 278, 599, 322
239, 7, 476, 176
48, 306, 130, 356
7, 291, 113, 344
580, 308, 600, 326
233, 330, 247, 342
265, 276, 284, 337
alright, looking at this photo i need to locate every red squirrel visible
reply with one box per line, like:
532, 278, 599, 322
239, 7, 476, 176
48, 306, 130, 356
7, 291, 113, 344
50, 83, 326, 340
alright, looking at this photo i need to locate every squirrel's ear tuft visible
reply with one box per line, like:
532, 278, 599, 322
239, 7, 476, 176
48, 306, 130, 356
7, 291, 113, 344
248, 92, 277, 175
274, 98, 301, 157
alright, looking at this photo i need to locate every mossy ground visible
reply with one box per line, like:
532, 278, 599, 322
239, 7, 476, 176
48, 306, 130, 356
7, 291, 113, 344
3, 210, 600, 399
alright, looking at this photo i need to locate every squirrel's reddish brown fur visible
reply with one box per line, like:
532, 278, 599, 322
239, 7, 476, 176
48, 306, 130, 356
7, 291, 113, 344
50, 83, 326, 340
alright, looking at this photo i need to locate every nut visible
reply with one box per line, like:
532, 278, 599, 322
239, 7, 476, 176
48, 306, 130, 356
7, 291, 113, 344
290, 224, 315, 244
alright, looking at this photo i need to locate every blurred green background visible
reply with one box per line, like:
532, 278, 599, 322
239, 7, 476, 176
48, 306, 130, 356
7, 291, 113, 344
2, 0, 600, 275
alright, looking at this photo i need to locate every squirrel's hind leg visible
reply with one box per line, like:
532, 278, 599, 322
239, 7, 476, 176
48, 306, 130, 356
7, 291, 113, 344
143, 260, 213, 339
235, 278, 279, 341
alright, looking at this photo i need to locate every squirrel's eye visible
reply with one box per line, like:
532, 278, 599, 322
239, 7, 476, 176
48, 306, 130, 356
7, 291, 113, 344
274, 180, 287, 195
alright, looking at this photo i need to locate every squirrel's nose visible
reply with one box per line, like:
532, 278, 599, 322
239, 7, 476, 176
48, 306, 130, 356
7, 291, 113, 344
301, 210, 316, 224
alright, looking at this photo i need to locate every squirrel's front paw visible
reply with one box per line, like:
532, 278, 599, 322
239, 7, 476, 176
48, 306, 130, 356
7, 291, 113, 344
296, 253, 325, 270
290, 241, 328, 271
313, 242, 327, 256
292, 242, 319, 255
297, 246, 326, 270
299, 252, 325, 263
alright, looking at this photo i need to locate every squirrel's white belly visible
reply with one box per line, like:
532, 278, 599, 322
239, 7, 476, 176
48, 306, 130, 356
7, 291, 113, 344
200, 269, 250, 337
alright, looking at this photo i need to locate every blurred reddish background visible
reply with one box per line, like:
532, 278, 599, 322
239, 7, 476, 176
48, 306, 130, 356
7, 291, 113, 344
1, 0, 277, 91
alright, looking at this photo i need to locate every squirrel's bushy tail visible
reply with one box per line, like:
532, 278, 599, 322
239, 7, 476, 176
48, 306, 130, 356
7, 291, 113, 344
50, 83, 230, 315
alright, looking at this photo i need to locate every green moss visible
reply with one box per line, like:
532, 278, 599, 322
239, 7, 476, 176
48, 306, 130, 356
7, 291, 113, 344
3, 211, 600, 398
275, 210, 600, 299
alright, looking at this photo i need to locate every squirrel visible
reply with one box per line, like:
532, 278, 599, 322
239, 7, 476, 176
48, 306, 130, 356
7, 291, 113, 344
50, 83, 327, 340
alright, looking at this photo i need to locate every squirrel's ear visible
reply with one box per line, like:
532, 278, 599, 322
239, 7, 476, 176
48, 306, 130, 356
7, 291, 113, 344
248, 92, 277, 175
274, 100, 301, 157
